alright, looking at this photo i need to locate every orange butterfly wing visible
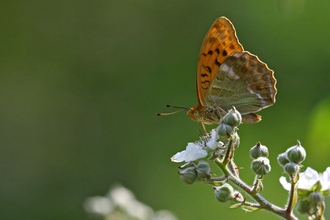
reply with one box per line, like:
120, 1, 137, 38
196, 17, 244, 106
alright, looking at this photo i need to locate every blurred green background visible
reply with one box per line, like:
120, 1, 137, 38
1, 0, 330, 219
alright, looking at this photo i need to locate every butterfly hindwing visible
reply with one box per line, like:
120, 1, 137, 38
205, 52, 277, 114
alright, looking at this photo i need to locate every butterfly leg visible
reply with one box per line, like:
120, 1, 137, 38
201, 119, 207, 134
216, 106, 227, 122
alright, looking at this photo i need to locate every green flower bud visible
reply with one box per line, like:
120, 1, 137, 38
296, 200, 312, 214
309, 190, 324, 205
214, 183, 234, 203
220, 106, 242, 127
178, 167, 197, 184
249, 141, 269, 159
196, 160, 212, 181
251, 157, 271, 176
277, 152, 290, 167
216, 123, 233, 138
286, 140, 306, 164
284, 162, 300, 175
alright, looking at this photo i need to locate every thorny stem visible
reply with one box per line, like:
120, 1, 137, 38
208, 176, 227, 182
228, 160, 239, 178
214, 158, 298, 220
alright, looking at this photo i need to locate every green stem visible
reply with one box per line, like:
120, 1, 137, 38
286, 174, 297, 213
222, 139, 233, 166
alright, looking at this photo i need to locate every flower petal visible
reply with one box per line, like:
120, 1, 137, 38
299, 167, 319, 190
184, 143, 208, 162
206, 129, 219, 150
171, 143, 208, 163
279, 176, 291, 191
171, 151, 187, 163
320, 167, 330, 191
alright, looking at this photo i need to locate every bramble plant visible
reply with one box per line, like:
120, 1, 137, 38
171, 107, 330, 220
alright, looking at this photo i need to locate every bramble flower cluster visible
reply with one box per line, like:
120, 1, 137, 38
280, 167, 330, 218
171, 107, 329, 220
84, 185, 177, 220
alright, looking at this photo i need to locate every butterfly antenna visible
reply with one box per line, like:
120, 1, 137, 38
156, 105, 189, 116
165, 105, 190, 110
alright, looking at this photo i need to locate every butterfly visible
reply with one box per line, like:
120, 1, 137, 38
187, 17, 277, 126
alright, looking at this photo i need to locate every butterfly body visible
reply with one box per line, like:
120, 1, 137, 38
187, 17, 277, 125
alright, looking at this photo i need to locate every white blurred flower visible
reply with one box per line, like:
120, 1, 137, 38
151, 210, 178, 220
171, 143, 208, 163
83, 196, 113, 216
84, 185, 177, 220
206, 129, 220, 150
279, 167, 330, 195
109, 186, 153, 220
125, 200, 153, 220
109, 185, 136, 206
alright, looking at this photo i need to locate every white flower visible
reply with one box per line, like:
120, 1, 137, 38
299, 167, 320, 190
279, 176, 291, 191
171, 143, 208, 163
279, 167, 330, 193
109, 186, 153, 220
83, 196, 113, 216
109, 185, 136, 206
206, 129, 220, 150
320, 167, 330, 191
151, 210, 178, 220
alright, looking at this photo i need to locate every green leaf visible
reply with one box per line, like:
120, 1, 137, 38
229, 203, 242, 209
241, 205, 261, 212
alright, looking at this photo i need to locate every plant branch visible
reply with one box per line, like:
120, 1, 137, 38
214, 158, 298, 220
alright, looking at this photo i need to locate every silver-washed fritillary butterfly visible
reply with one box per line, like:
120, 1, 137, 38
187, 17, 277, 125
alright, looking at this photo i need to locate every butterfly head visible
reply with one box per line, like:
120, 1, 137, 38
187, 104, 220, 125
187, 106, 202, 123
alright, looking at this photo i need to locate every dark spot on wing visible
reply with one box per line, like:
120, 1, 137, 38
205, 66, 211, 73
215, 58, 221, 66
201, 80, 210, 90
261, 73, 269, 81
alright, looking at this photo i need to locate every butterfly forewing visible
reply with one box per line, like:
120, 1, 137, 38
205, 52, 277, 115
197, 17, 244, 106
